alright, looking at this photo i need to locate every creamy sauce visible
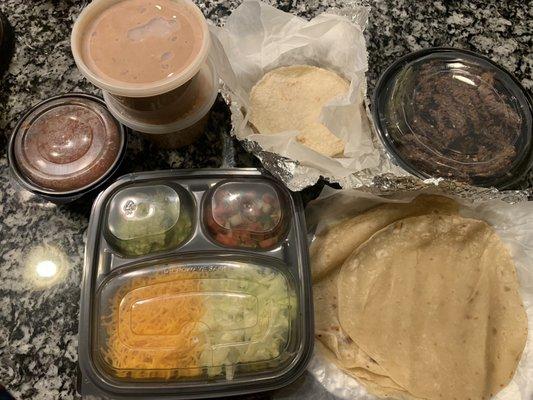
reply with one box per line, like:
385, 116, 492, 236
82, 0, 204, 85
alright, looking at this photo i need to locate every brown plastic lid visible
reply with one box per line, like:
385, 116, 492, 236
12, 94, 124, 193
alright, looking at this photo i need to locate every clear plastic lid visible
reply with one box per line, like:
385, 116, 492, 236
93, 256, 297, 382
204, 180, 289, 249
12, 95, 124, 193
71, 0, 210, 98
106, 183, 193, 256
373, 48, 533, 188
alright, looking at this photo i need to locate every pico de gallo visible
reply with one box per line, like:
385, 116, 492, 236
204, 181, 287, 249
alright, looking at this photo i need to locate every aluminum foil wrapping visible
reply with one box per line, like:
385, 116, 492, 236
221, 86, 406, 190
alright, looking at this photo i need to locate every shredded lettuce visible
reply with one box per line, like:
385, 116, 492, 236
112, 210, 191, 257
198, 264, 296, 380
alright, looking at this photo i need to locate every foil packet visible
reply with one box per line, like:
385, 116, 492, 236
210, 0, 401, 190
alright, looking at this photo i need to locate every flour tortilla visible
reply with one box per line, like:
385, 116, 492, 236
317, 339, 411, 399
314, 269, 412, 395
338, 215, 528, 400
313, 195, 460, 392
310, 195, 459, 281
314, 269, 390, 375
249, 65, 348, 157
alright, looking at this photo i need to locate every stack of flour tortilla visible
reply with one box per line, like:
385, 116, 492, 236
311, 195, 528, 400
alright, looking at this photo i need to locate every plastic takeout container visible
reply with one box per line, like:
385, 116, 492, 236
79, 168, 313, 399
71, 0, 210, 98
0, 11, 14, 75
7, 93, 127, 204
103, 57, 218, 149
373, 47, 533, 189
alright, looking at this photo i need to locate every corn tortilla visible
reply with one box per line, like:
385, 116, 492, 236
249, 65, 348, 157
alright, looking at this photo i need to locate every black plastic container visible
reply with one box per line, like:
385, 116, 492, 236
8, 93, 128, 204
373, 47, 533, 189
0, 11, 14, 75
78, 168, 313, 399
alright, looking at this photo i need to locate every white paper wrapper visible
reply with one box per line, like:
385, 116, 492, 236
306, 187, 533, 400
210, 0, 404, 190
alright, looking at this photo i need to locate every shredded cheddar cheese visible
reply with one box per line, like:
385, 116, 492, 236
101, 269, 206, 380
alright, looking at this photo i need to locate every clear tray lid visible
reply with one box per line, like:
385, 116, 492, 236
204, 180, 289, 248
107, 184, 183, 241
93, 256, 298, 381
12, 95, 124, 193
373, 48, 533, 188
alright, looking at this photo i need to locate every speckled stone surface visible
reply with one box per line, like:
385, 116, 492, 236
0, 1, 531, 399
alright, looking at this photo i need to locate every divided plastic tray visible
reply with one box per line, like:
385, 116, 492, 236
78, 168, 313, 399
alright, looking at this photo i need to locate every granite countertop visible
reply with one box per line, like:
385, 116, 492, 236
0, 0, 531, 399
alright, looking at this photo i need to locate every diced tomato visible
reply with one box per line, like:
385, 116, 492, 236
206, 216, 221, 231
247, 222, 262, 231
262, 193, 275, 204
215, 233, 238, 247
259, 237, 278, 249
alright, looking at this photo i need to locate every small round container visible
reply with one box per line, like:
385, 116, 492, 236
0, 11, 15, 75
71, 0, 210, 98
373, 47, 533, 189
103, 57, 218, 149
8, 93, 127, 204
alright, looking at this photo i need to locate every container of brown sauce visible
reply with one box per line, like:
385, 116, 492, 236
8, 93, 128, 203
372, 47, 533, 189
70, 0, 215, 150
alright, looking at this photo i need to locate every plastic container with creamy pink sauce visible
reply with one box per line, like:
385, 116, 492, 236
71, 0, 216, 149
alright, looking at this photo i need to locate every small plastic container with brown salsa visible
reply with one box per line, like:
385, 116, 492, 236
8, 93, 127, 203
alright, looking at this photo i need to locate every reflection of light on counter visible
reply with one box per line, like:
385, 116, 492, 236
36, 260, 58, 278
25, 244, 69, 288
452, 74, 476, 86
